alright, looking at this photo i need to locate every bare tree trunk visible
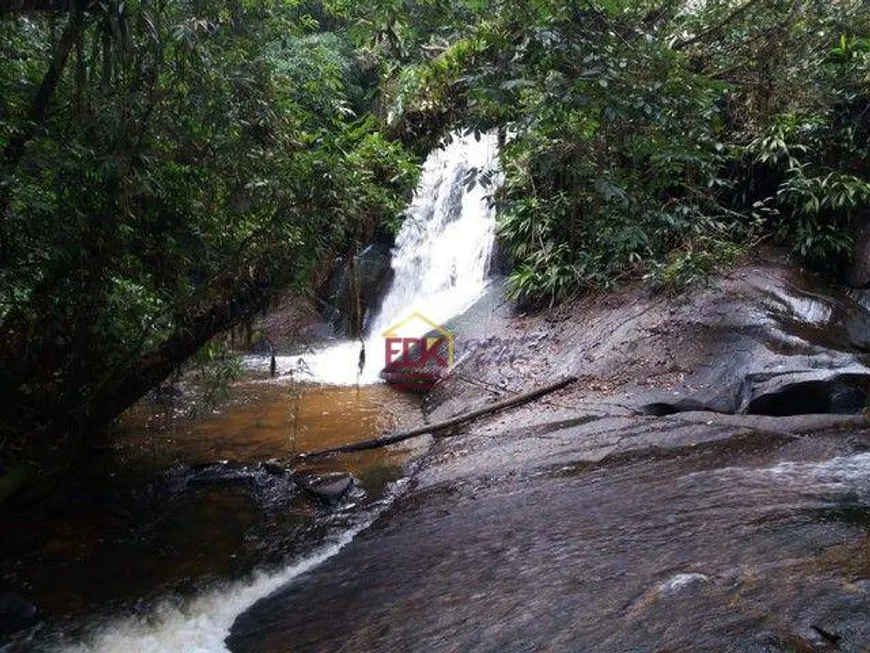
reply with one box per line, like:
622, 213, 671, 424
299, 376, 578, 458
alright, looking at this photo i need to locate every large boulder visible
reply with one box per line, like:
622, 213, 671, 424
323, 244, 394, 337
298, 473, 355, 504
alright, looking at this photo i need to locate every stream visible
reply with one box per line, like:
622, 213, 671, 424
0, 130, 503, 652
0, 379, 422, 652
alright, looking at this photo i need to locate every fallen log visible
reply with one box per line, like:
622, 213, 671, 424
297, 376, 577, 459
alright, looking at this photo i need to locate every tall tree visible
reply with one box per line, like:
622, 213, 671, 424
0, 0, 418, 470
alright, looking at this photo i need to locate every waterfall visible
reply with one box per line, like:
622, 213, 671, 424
49, 132, 501, 652
368, 130, 500, 336
295, 130, 502, 386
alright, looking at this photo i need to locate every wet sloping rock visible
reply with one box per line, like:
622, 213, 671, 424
425, 254, 870, 421
230, 254, 870, 652
230, 411, 870, 652
845, 289, 870, 351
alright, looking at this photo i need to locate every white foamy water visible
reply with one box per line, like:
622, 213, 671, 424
757, 452, 870, 490
686, 452, 870, 495
55, 478, 409, 653
292, 130, 502, 386
57, 532, 359, 653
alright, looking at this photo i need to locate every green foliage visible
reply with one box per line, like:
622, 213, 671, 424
378, 0, 870, 301
643, 238, 747, 294
0, 0, 418, 456
741, 26, 870, 275
469, 7, 746, 301
192, 340, 244, 410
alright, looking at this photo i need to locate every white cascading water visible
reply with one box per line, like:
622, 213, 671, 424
367, 129, 500, 337
293, 129, 501, 385
54, 133, 500, 653
56, 484, 404, 653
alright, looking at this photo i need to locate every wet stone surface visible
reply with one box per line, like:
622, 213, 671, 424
229, 416, 870, 652
230, 258, 870, 652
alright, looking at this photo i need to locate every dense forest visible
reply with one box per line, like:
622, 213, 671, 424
1, 0, 869, 494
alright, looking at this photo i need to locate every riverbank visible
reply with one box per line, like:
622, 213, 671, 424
228, 253, 870, 651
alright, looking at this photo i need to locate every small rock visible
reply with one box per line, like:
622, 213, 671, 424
657, 573, 710, 596
261, 462, 290, 477
299, 473, 355, 504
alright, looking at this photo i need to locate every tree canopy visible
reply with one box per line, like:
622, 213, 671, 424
0, 0, 418, 469
2, 0, 869, 486
377, 0, 870, 298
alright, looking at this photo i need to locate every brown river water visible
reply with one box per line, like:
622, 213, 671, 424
0, 377, 422, 650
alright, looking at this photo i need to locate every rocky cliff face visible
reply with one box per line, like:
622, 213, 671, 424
321, 244, 395, 338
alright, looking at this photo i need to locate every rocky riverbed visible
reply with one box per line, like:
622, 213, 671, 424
6, 253, 870, 652
229, 254, 870, 652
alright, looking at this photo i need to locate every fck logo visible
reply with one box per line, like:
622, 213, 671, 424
382, 312, 454, 370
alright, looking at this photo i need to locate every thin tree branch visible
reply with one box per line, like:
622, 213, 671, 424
298, 376, 579, 458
